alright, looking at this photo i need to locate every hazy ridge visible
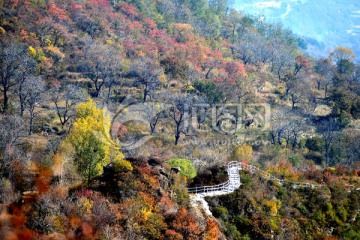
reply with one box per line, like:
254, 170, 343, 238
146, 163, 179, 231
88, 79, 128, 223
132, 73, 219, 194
234, 0, 360, 56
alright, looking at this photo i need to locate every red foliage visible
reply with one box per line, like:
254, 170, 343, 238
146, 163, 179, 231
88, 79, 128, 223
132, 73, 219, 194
111, 122, 128, 140
48, 3, 70, 21
85, 0, 111, 11
19, 29, 28, 41
116, 3, 139, 19
76, 188, 93, 198
294, 55, 310, 74
158, 195, 176, 215
4, 203, 37, 239
149, 29, 165, 39
16, 229, 34, 240
223, 61, 246, 82
73, 4, 83, 11
144, 18, 157, 30
35, 167, 53, 194
128, 21, 144, 32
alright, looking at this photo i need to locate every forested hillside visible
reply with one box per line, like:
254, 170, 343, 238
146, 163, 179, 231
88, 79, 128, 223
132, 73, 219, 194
0, 0, 359, 239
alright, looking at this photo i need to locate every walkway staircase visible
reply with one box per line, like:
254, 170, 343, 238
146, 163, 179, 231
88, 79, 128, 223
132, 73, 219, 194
188, 161, 241, 197
188, 161, 326, 197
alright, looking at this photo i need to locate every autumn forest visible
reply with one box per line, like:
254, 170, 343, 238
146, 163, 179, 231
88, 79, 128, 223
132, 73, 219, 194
0, 0, 360, 239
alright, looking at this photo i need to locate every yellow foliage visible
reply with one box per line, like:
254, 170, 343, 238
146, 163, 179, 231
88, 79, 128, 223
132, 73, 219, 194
77, 196, 93, 215
45, 38, 52, 46
52, 216, 66, 232
173, 23, 193, 32
45, 46, 65, 60
36, 49, 47, 62
0, 27, 5, 34
141, 208, 152, 221
113, 159, 133, 172
28, 46, 37, 57
332, 46, 356, 60
185, 85, 195, 92
66, 99, 127, 181
264, 200, 281, 217
232, 144, 253, 161
158, 72, 167, 85
126, 122, 149, 135
271, 160, 299, 181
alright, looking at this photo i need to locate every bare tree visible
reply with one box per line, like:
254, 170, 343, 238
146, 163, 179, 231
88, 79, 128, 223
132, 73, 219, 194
340, 130, 360, 165
50, 84, 87, 126
143, 101, 167, 134
0, 115, 26, 178
0, 39, 35, 112
269, 44, 294, 81
18, 75, 33, 117
318, 118, 340, 166
168, 93, 193, 145
269, 108, 306, 149
287, 81, 308, 109
314, 58, 334, 97
79, 39, 122, 97
130, 58, 163, 102
22, 76, 46, 135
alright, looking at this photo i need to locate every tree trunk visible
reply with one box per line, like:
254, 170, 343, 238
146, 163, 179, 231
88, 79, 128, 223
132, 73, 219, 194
3, 87, 8, 112
175, 122, 181, 145
150, 122, 156, 134
143, 88, 148, 102
29, 108, 34, 135
324, 85, 329, 98
106, 84, 112, 103
175, 133, 180, 145
93, 78, 102, 97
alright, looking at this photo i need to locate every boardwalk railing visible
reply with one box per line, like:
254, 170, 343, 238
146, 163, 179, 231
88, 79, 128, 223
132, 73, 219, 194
188, 160, 327, 197
188, 161, 241, 197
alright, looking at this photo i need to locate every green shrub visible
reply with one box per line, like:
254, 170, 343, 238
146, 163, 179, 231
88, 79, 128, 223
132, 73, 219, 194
168, 158, 197, 179
305, 151, 323, 165
225, 223, 242, 240
213, 206, 229, 220
305, 137, 324, 152
288, 155, 299, 166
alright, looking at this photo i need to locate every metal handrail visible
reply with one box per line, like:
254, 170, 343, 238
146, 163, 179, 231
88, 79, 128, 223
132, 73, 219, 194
188, 161, 241, 196
188, 160, 326, 197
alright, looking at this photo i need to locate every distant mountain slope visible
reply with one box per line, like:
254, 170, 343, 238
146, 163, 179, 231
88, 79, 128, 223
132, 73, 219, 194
234, 0, 360, 57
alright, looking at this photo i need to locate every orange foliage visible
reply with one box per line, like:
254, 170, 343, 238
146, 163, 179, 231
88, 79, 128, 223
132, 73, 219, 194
171, 208, 201, 240
70, 216, 82, 228
81, 222, 94, 237
205, 220, 221, 240
35, 167, 53, 194
139, 192, 156, 210
16, 229, 33, 240
165, 229, 184, 240
270, 160, 299, 181
158, 195, 176, 215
